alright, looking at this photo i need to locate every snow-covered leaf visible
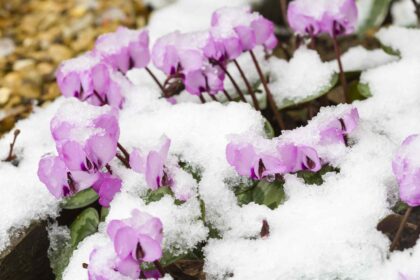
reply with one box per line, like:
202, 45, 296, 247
70, 207, 99, 248
277, 74, 338, 110
357, 0, 392, 34
253, 180, 285, 210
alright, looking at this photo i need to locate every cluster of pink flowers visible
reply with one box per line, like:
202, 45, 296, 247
393, 135, 420, 207
227, 107, 359, 180
56, 7, 277, 104
88, 209, 164, 279
37, 102, 121, 207
287, 0, 358, 37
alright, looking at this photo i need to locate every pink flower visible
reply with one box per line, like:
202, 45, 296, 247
37, 155, 98, 198
50, 102, 119, 171
93, 173, 122, 207
226, 141, 321, 180
94, 27, 150, 73
56, 52, 129, 108
209, 7, 277, 61
151, 31, 225, 96
130, 136, 173, 190
320, 107, 359, 145
287, 0, 358, 37
392, 135, 420, 207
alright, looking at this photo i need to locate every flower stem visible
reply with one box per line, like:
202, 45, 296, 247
153, 260, 165, 277
411, 0, 420, 25
233, 59, 260, 110
280, 0, 289, 28
213, 60, 247, 102
145, 67, 166, 96
390, 206, 413, 251
208, 93, 219, 102
4, 129, 20, 162
249, 50, 285, 130
116, 153, 130, 168
331, 35, 349, 103
223, 90, 233, 101
199, 95, 206, 104
117, 142, 130, 161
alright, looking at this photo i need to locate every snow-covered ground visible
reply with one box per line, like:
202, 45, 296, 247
0, 0, 420, 279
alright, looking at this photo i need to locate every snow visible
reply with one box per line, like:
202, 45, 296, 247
268, 47, 335, 108
376, 26, 420, 58
329, 46, 398, 72
1, 1, 420, 280
392, 0, 417, 27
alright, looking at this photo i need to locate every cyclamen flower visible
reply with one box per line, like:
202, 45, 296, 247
38, 155, 98, 198
88, 210, 163, 279
94, 27, 150, 73
38, 101, 121, 204
51, 101, 119, 171
392, 134, 420, 207
208, 7, 277, 62
151, 31, 225, 96
93, 173, 122, 207
287, 0, 358, 37
320, 107, 359, 145
226, 141, 321, 180
130, 136, 173, 190
56, 52, 130, 108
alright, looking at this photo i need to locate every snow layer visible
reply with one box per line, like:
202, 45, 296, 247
203, 26, 420, 279
268, 47, 335, 107
1, 0, 420, 279
329, 46, 398, 72
392, 0, 417, 27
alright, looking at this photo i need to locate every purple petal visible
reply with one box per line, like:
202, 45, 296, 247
145, 151, 165, 190
37, 156, 69, 198
137, 234, 162, 262
115, 256, 141, 279
130, 148, 146, 173
114, 226, 138, 259
61, 141, 87, 171
234, 25, 256, 51
86, 135, 117, 168
226, 143, 258, 178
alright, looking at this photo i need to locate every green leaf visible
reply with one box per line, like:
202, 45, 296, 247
62, 188, 99, 210
143, 186, 174, 204
349, 82, 371, 101
263, 119, 275, 139
358, 83, 372, 98
70, 207, 99, 248
278, 73, 338, 110
393, 201, 409, 214
252, 180, 285, 210
381, 44, 401, 57
178, 161, 202, 182
100, 206, 110, 222
357, 0, 392, 35
48, 228, 73, 280
297, 165, 339, 186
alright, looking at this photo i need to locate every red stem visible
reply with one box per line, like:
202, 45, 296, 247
199, 95, 206, 104
390, 206, 413, 251
4, 129, 20, 162
331, 35, 349, 103
223, 90, 233, 101
249, 50, 285, 131
213, 60, 247, 102
233, 59, 260, 110
145, 67, 166, 96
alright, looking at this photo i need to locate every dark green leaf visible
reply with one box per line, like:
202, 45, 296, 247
100, 206, 110, 222
253, 180, 285, 210
357, 83, 372, 98
178, 161, 202, 182
70, 207, 99, 248
62, 188, 98, 210
393, 201, 409, 214
264, 119, 275, 139
381, 44, 401, 57
297, 165, 339, 186
357, 0, 392, 35
48, 228, 73, 280
144, 186, 174, 204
